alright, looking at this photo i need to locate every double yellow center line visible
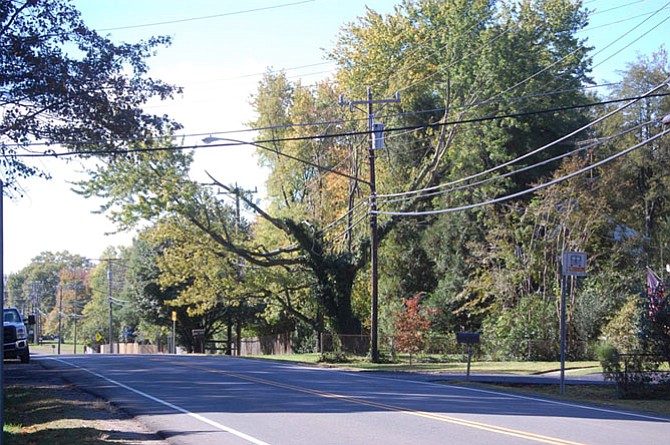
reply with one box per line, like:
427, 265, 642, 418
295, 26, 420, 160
156, 358, 586, 445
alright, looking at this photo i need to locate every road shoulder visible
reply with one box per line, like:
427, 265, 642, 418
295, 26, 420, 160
3, 359, 170, 445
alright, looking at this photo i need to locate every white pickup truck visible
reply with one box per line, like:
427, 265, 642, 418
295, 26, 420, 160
3, 307, 33, 363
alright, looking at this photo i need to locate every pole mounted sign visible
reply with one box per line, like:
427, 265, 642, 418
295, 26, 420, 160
560, 251, 587, 395
562, 251, 587, 276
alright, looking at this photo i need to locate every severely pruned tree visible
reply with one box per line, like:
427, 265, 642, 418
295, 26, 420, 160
0, 0, 181, 190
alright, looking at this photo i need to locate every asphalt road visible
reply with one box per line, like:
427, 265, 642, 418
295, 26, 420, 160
37, 354, 669, 445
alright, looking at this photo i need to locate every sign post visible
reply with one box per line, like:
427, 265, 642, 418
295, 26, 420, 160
456, 332, 480, 382
560, 251, 587, 394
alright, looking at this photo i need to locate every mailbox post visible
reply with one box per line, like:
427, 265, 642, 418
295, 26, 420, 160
456, 332, 480, 381
192, 328, 205, 354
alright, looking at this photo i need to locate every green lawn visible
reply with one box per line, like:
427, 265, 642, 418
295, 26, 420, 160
249, 352, 602, 375
29, 341, 81, 355
467, 383, 670, 417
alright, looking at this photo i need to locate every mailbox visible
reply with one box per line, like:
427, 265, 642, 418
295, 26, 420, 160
456, 332, 480, 345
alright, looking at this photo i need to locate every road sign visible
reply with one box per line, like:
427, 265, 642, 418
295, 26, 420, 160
562, 251, 587, 276
95, 332, 103, 342
172, 311, 177, 322
560, 251, 587, 395
192, 329, 205, 337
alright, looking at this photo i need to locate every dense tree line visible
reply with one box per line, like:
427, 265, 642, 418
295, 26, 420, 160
4, 1, 670, 360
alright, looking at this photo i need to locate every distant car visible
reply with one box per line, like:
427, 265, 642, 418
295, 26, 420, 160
3, 307, 33, 363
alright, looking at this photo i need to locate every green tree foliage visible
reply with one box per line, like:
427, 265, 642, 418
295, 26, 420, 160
0, 0, 181, 190
76, 145, 266, 351
482, 293, 558, 361
241, 0, 594, 344
6, 251, 92, 337
79, 247, 126, 349
601, 296, 642, 353
141, 216, 262, 352
73, 0, 670, 362
640, 278, 670, 363
597, 47, 670, 264
325, 0, 591, 335
248, 74, 367, 337
121, 235, 178, 345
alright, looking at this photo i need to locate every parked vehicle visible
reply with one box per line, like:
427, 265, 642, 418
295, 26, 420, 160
3, 307, 34, 363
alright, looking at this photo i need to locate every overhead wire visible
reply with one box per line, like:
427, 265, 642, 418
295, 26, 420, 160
2, 80, 625, 151
94, 1, 316, 32
328, 210, 369, 244
8, 3, 670, 153
376, 119, 657, 207
590, 12, 670, 72
5, 0, 667, 229
342, 2, 621, 146
373, 78, 670, 201
317, 199, 368, 236
586, 1, 670, 70
576, 8, 670, 34
18, 0, 650, 148
270, 0, 667, 136
374, 127, 670, 217
6, 90, 669, 162
588, 0, 646, 16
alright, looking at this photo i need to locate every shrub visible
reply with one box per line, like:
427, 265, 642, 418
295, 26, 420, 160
318, 351, 350, 363
596, 342, 620, 382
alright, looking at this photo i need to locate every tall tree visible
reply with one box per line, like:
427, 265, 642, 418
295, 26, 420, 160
0, 0, 180, 191
77, 0, 595, 350
247, 0, 593, 337
598, 47, 670, 266
6, 251, 92, 335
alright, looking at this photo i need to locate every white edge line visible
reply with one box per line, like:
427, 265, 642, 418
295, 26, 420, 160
44, 357, 272, 445
200, 358, 670, 423
357, 372, 670, 423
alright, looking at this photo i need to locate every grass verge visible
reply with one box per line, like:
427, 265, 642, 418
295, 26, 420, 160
462, 382, 670, 418
29, 340, 78, 355
249, 352, 602, 375
2, 362, 166, 445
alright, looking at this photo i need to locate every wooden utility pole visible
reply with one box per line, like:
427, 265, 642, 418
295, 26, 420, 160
339, 88, 400, 362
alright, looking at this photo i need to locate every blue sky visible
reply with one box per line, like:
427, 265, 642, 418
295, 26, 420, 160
4, 0, 669, 273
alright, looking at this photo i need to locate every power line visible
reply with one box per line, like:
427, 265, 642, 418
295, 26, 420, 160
591, 12, 670, 72
8, 91, 668, 159
376, 119, 657, 206
373, 80, 670, 201
94, 1, 315, 32
577, 8, 670, 34
0, 80, 629, 150
589, 0, 646, 16
374, 128, 670, 217
587, 1, 670, 70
